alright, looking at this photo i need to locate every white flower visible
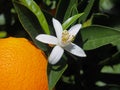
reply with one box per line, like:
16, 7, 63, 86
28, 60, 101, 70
36, 18, 86, 64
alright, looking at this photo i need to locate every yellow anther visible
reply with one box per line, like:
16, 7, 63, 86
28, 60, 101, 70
61, 30, 75, 45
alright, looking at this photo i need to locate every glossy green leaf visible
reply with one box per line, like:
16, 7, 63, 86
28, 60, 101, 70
48, 63, 68, 90
0, 31, 7, 38
62, 13, 84, 30
63, 0, 78, 22
80, 0, 95, 23
101, 64, 120, 74
69, 5, 79, 26
82, 16, 93, 27
0, 14, 5, 25
95, 81, 106, 87
71, 5, 78, 16
16, 0, 50, 34
99, 0, 114, 11
55, 0, 69, 20
13, 1, 47, 51
81, 25, 120, 50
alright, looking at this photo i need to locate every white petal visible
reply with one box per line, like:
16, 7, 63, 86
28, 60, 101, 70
52, 18, 63, 40
48, 46, 64, 64
64, 43, 86, 57
68, 24, 82, 36
36, 34, 58, 44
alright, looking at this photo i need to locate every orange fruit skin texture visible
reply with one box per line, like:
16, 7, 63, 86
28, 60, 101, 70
0, 37, 48, 90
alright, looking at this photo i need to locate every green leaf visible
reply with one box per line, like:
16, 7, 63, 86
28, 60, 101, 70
101, 64, 120, 74
81, 25, 120, 50
82, 16, 93, 27
63, 0, 78, 22
99, 0, 114, 11
0, 14, 5, 25
48, 64, 68, 90
55, 0, 69, 20
62, 13, 84, 30
71, 5, 78, 16
95, 81, 107, 87
0, 31, 7, 38
80, 0, 95, 23
15, 0, 50, 34
13, 1, 47, 51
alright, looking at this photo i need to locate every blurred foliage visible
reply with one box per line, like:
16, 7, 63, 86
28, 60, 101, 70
1, 0, 120, 90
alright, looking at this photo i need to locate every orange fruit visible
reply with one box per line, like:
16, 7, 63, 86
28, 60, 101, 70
0, 37, 48, 90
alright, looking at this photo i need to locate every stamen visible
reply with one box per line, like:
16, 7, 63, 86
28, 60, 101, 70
61, 30, 75, 45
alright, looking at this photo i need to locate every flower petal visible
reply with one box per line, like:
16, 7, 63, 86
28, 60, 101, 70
64, 43, 86, 57
52, 18, 63, 40
48, 46, 64, 64
68, 24, 82, 36
36, 34, 58, 44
